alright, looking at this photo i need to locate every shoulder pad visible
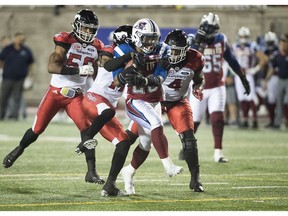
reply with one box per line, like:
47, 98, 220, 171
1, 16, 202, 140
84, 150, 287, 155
53, 32, 75, 43
91, 38, 105, 50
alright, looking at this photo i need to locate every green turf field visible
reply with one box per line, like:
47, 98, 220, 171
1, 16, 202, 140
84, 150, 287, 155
0, 116, 287, 211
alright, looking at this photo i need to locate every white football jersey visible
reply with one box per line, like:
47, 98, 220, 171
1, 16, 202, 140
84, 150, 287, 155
50, 31, 103, 89
163, 67, 195, 101
87, 67, 124, 108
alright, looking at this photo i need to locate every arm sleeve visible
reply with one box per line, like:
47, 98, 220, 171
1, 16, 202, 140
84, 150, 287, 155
223, 43, 243, 77
104, 52, 132, 71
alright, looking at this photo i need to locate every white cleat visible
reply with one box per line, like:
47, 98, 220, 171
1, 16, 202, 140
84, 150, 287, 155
121, 166, 136, 195
165, 164, 184, 177
75, 139, 98, 155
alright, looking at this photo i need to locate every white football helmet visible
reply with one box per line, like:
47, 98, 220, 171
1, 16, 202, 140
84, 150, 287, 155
238, 27, 250, 45
132, 18, 161, 54
199, 12, 220, 39
264, 31, 278, 50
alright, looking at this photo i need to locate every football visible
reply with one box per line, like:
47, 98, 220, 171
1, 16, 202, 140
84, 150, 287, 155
125, 59, 134, 69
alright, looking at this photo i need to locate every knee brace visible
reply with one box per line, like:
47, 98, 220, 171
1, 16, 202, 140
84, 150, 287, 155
179, 130, 198, 151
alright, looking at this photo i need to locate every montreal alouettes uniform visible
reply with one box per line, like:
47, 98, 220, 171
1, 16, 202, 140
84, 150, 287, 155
200, 33, 228, 89
50, 31, 104, 89
163, 48, 205, 101
113, 42, 170, 102
232, 41, 259, 70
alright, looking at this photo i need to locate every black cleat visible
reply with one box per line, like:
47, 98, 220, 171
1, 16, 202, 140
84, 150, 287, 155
252, 121, 258, 129
101, 181, 128, 197
85, 170, 105, 184
190, 182, 204, 192
3, 146, 24, 168
75, 139, 98, 155
215, 157, 228, 163
239, 121, 249, 128
189, 167, 204, 192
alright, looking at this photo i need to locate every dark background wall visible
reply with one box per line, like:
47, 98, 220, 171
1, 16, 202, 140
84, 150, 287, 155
0, 5, 287, 106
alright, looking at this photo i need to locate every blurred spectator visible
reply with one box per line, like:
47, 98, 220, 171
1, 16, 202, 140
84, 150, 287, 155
0, 32, 34, 120
266, 33, 288, 129
261, 31, 279, 128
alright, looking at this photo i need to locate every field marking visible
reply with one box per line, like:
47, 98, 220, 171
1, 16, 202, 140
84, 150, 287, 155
0, 134, 80, 142
232, 186, 288, 189
1, 172, 288, 178
0, 196, 287, 208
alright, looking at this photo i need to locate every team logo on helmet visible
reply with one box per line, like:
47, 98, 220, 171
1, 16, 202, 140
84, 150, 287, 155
135, 22, 147, 30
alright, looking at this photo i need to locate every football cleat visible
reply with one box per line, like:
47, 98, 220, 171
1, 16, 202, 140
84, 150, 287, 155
120, 166, 136, 195
165, 164, 184, 177
214, 157, 228, 163
101, 181, 129, 197
190, 182, 204, 192
85, 170, 105, 184
189, 167, 204, 192
75, 139, 98, 155
3, 146, 24, 168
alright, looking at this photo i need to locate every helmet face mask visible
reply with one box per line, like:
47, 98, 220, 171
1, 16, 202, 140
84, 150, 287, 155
72, 9, 99, 43
164, 29, 188, 64
264, 31, 278, 50
199, 13, 220, 41
132, 18, 161, 54
238, 27, 250, 45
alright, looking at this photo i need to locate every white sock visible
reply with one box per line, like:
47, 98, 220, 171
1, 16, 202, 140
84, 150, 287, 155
126, 163, 136, 173
214, 149, 223, 159
161, 157, 173, 169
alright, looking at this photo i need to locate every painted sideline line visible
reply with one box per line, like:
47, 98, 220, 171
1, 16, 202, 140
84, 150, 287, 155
1, 172, 288, 178
0, 196, 287, 208
232, 186, 288, 189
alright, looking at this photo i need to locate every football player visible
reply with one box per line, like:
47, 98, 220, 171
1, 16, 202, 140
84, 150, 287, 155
2, 9, 105, 184
75, 25, 134, 196
262, 31, 279, 128
187, 12, 251, 162
232, 27, 268, 129
121, 29, 205, 194
111, 18, 184, 193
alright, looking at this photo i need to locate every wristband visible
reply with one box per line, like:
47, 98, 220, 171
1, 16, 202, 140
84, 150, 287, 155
60, 66, 79, 75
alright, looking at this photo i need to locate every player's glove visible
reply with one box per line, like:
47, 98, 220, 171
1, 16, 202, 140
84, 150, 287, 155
78, 63, 94, 75
132, 52, 146, 70
240, 75, 251, 95
126, 73, 147, 87
194, 29, 207, 46
192, 89, 203, 101
117, 66, 139, 86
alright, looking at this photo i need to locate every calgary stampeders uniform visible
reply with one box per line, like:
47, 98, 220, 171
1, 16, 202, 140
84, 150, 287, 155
81, 44, 128, 144
33, 31, 104, 134
162, 48, 205, 133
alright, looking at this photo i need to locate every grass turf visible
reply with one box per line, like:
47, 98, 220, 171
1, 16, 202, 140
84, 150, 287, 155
0, 116, 287, 211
